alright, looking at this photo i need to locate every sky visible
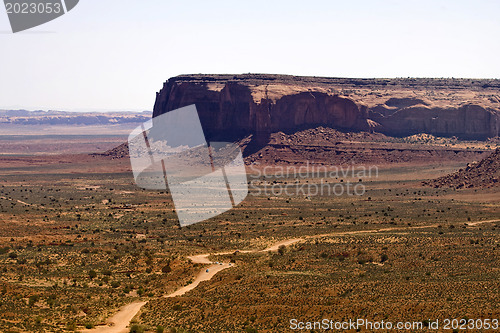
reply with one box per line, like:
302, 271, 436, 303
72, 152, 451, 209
0, 0, 499, 111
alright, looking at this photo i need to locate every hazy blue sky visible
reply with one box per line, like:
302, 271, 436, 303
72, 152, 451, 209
0, 0, 499, 111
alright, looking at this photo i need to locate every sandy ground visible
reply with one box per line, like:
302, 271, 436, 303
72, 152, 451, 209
82, 301, 147, 333
85, 219, 500, 333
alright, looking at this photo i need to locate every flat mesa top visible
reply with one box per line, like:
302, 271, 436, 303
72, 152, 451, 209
158, 74, 500, 111
167, 74, 500, 90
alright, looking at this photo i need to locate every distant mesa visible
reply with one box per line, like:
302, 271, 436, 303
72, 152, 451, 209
0, 110, 152, 126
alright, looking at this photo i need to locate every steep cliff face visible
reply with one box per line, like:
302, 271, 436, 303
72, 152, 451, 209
153, 74, 500, 140
370, 104, 499, 139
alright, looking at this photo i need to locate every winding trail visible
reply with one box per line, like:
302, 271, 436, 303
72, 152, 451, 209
165, 253, 235, 298
86, 302, 147, 333
85, 219, 499, 333
466, 219, 500, 227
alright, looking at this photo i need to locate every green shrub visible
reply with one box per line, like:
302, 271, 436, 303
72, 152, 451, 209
89, 269, 97, 279
28, 295, 39, 306
66, 321, 77, 331
129, 324, 145, 333
162, 264, 171, 274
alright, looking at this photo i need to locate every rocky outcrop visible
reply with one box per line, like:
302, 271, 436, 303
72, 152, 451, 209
423, 148, 500, 188
153, 74, 500, 141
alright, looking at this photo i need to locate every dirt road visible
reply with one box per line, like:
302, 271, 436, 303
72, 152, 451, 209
82, 301, 147, 333
85, 218, 499, 333
466, 219, 500, 226
85, 252, 240, 332
166, 254, 234, 298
